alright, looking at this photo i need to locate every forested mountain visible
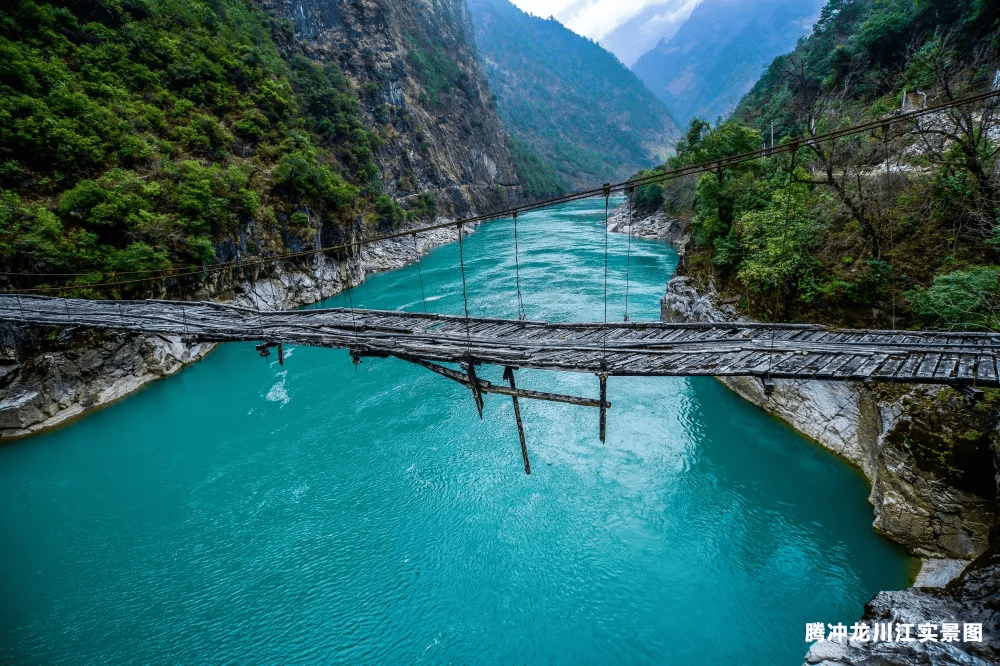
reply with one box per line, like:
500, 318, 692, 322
466, 0, 680, 195
631, 0, 827, 126
649, 0, 1000, 334
0, 0, 519, 297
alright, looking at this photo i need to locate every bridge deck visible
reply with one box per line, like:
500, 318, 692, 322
4, 295, 1000, 386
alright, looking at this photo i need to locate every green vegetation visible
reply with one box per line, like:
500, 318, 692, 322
405, 192, 438, 222
507, 137, 566, 199
0, 0, 427, 296
406, 34, 472, 109
643, 0, 1000, 329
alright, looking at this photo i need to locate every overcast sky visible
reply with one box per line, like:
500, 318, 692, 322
507, 0, 706, 65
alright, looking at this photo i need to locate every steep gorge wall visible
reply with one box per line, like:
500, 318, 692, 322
263, 0, 522, 216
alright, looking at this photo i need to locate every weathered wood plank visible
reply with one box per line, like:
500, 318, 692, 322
956, 354, 977, 381
934, 354, 959, 380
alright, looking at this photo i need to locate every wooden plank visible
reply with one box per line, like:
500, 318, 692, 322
831, 355, 867, 378
815, 354, 854, 378
956, 354, 977, 381
895, 353, 926, 380
977, 354, 998, 383
933, 354, 959, 380
871, 356, 905, 381
854, 353, 891, 378
915, 353, 942, 379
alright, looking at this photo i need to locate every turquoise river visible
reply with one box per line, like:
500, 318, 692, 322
0, 199, 913, 664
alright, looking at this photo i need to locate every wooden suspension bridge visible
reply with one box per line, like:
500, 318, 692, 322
5, 91, 1000, 469
3, 294, 999, 472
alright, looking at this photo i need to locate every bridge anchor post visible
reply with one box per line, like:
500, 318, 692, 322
503, 366, 531, 475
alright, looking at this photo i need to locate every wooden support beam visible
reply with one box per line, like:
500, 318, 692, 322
464, 360, 485, 419
960, 384, 984, 403
396, 355, 611, 408
761, 376, 775, 396
503, 366, 531, 475
598, 374, 608, 443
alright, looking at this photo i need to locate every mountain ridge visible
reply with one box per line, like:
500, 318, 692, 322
467, 0, 680, 193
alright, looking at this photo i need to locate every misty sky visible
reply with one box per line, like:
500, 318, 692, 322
507, 0, 706, 65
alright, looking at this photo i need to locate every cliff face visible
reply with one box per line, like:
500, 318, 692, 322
263, 0, 522, 217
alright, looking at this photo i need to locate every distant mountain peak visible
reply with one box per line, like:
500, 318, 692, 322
630, 0, 827, 125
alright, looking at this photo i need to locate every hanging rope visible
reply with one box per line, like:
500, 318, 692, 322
512, 211, 525, 320
766, 144, 798, 384
14, 291, 27, 323
178, 293, 188, 336
884, 123, 896, 330
457, 222, 472, 351
342, 263, 360, 365
602, 184, 611, 348
412, 232, 427, 313
624, 184, 635, 322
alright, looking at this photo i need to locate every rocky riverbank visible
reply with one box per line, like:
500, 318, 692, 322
660, 271, 1000, 666
608, 200, 1000, 664
606, 203, 691, 253
0, 222, 472, 439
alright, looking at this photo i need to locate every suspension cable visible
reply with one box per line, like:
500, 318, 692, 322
457, 222, 472, 351
512, 211, 525, 320
624, 183, 635, 323
412, 232, 427, 313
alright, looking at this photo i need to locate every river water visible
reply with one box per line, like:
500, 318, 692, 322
1, 199, 912, 664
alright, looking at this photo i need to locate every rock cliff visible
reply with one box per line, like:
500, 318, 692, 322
261, 0, 522, 217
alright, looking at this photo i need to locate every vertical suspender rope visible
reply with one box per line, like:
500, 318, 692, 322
624, 184, 635, 323
179, 296, 188, 336
457, 222, 484, 418
412, 232, 427, 313
884, 123, 896, 330
249, 282, 269, 364
599, 183, 611, 442
512, 211, 525, 321
765, 144, 798, 394
457, 222, 472, 350
14, 291, 27, 324
602, 184, 610, 341
342, 260, 360, 367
